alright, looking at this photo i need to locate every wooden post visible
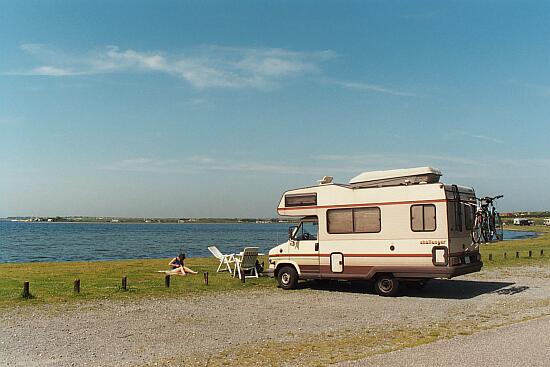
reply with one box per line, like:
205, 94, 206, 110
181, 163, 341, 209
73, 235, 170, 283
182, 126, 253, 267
541, 249, 544, 257
23, 281, 30, 298
241, 268, 245, 283
165, 274, 170, 288
488, 253, 493, 261
122, 276, 127, 291
74, 279, 80, 294
203, 272, 209, 286
528, 250, 532, 258
516, 251, 519, 258
504, 252, 507, 259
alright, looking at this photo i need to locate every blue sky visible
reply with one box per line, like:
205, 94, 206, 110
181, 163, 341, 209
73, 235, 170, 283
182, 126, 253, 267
1, 1, 549, 217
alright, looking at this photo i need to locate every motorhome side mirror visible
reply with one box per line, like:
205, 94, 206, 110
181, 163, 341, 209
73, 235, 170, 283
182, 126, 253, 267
288, 226, 297, 239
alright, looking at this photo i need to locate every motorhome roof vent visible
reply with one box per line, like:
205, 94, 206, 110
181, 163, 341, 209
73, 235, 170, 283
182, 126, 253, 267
318, 176, 334, 185
349, 167, 442, 189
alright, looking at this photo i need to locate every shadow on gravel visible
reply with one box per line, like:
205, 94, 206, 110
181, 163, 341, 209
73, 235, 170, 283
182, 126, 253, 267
297, 279, 517, 300
404, 279, 517, 300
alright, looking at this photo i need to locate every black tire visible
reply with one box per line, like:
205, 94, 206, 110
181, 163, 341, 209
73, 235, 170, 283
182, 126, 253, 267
277, 266, 298, 290
494, 213, 504, 241
481, 217, 491, 242
472, 216, 483, 244
374, 275, 400, 297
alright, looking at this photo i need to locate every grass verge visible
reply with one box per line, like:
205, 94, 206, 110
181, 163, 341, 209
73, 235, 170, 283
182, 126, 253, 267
0, 256, 271, 309
479, 225, 550, 268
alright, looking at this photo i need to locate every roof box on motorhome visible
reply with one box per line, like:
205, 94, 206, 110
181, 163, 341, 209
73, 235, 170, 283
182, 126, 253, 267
349, 167, 442, 189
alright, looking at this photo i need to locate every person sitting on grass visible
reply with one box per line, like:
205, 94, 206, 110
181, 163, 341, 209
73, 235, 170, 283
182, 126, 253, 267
167, 253, 198, 276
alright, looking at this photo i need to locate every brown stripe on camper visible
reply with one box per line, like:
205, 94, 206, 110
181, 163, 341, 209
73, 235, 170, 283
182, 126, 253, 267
299, 265, 321, 273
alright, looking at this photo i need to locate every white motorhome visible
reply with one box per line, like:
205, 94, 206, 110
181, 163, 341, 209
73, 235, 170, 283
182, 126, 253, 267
268, 167, 482, 296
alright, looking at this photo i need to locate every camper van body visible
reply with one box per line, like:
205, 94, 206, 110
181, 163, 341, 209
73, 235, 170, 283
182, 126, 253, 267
268, 167, 482, 293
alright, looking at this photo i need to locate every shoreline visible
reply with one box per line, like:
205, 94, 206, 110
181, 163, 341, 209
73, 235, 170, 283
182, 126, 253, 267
1, 221, 289, 225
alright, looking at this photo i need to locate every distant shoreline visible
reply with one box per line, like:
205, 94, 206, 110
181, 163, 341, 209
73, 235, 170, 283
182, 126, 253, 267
1, 218, 296, 225
1, 221, 289, 225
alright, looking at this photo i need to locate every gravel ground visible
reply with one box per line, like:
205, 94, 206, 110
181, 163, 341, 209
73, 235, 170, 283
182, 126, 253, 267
1, 264, 549, 367
335, 315, 550, 367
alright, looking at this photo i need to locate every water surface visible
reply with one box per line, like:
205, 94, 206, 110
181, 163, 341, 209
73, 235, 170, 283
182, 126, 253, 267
0, 221, 290, 263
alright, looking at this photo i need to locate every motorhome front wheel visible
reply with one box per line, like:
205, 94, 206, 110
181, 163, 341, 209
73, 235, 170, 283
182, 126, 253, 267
277, 266, 298, 290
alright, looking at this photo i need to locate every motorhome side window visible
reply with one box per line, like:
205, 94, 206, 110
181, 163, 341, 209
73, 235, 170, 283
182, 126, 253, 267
410, 204, 436, 232
285, 194, 317, 207
327, 207, 381, 234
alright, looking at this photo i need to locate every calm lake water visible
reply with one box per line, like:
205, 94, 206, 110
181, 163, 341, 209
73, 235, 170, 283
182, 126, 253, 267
0, 221, 537, 263
0, 221, 290, 263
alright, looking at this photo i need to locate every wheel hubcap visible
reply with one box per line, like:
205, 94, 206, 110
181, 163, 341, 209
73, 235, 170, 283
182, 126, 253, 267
281, 273, 290, 285
380, 279, 393, 292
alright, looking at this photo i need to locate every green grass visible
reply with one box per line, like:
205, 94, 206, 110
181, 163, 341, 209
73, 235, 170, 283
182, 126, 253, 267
479, 225, 550, 268
0, 256, 271, 309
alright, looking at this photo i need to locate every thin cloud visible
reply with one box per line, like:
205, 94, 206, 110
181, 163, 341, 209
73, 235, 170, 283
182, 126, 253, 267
468, 134, 504, 145
11, 44, 336, 90
322, 78, 416, 97
507, 80, 550, 98
11, 44, 413, 96
99, 156, 342, 176
184, 98, 209, 107
0, 116, 22, 126
27, 66, 81, 76
98, 158, 178, 172
98, 152, 532, 184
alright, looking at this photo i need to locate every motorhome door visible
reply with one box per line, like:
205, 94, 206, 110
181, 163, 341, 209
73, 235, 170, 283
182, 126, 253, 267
289, 218, 320, 274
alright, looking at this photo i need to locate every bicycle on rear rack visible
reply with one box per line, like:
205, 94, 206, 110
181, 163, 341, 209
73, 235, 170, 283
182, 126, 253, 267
472, 195, 503, 244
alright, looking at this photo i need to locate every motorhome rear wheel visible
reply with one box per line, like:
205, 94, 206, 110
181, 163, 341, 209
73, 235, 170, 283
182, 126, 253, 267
374, 275, 400, 297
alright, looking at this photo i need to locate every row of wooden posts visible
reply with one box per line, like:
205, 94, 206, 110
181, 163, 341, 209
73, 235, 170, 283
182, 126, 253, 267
21, 269, 251, 298
487, 249, 544, 261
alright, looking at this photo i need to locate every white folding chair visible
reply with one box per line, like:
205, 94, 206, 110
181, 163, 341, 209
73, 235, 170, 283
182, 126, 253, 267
208, 246, 235, 273
233, 247, 259, 279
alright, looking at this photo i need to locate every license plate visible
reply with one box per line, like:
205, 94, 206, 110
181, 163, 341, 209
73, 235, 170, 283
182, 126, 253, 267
464, 256, 471, 264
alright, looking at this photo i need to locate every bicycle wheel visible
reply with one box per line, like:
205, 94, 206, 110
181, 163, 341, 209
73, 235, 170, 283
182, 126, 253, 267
481, 216, 491, 242
472, 217, 483, 244
494, 213, 504, 241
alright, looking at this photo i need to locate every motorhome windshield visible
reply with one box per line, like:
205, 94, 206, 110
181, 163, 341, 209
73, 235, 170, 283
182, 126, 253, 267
294, 220, 318, 241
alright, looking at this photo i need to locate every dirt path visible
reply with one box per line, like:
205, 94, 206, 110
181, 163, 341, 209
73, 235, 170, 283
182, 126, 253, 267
335, 315, 550, 367
1, 265, 549, 367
